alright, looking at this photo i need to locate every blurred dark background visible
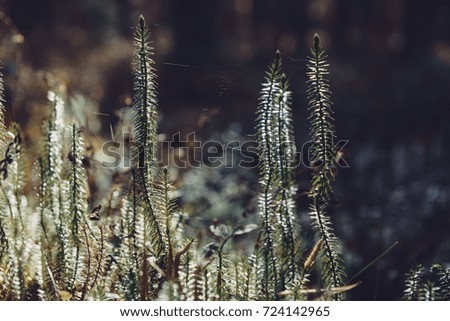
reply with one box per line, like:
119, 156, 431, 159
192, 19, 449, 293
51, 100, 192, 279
0, 0, 449, 300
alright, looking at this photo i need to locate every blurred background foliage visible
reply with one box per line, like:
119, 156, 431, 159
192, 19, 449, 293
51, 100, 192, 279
0, 0, 449, 300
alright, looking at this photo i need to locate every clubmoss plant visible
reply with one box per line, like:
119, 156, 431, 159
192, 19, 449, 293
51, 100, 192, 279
306, 34, 345, 299
130, 16, 166, 299
0, 16, 394, 301
254, 50, 304, 300
67, 123, 90, 296
255, 50, 283, 300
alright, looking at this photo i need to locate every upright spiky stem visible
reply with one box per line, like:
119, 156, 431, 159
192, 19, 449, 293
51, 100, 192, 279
307, 34, 345, 298
43, 92, 65, 221
308, 34, 336, 203
40, 92, 68, 290
132, 15, 165, 256
131, 15, 167, 299
255, 51, 300, 298
255, 51, 283, 299
68, 124, 88, 294
133, 16, 158, 177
